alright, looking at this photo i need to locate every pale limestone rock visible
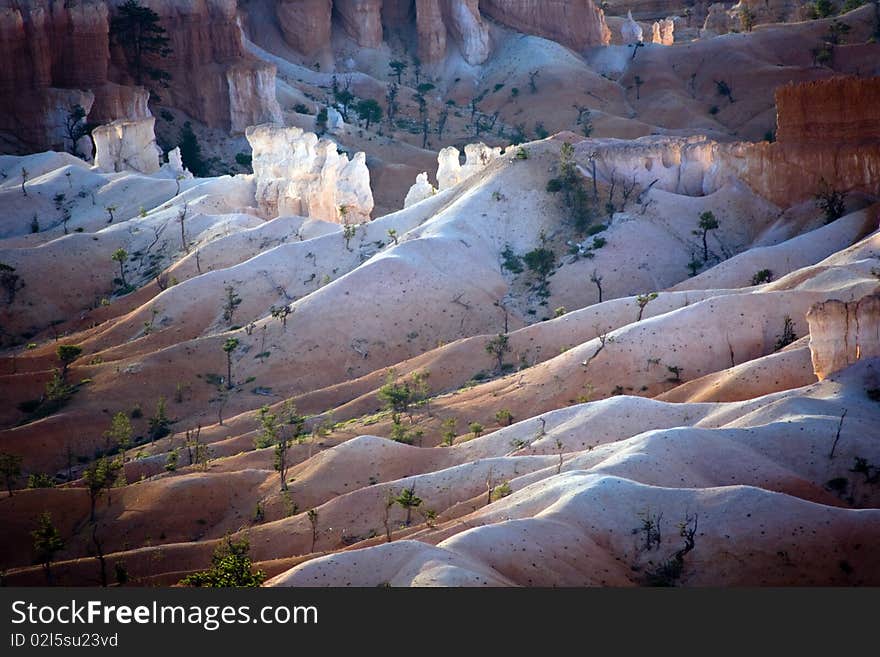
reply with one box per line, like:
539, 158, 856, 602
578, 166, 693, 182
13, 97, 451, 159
92, 117, 161, 175
437, 142, 503, 190
227, 63, 283, 134
620, 10, 643, 45
246, 124, 373, 223
404, 172, 437, 208
326, 107, 345, 134
448, 0, 491, 65
162, 147, 192, 180
807, 293, 880, 381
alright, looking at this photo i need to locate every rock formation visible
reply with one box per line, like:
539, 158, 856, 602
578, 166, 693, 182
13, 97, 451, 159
276, 0, 332, 55
92, 116, 162, 174
807, 293, 880, 381
437, 142, 503, 190
415, 0, 448, 63
621, 10, 644, 44
584, 77, 880, 208
775, 77, 880, 144
480, 0, 611, 51
334, 0, 384, 48
227, 62, 283, 134
119, 0, 280, 134
404, 172, 437, 207
247, 124, 374, 223
443, 0, 491, 65
651, 17, 674, 45
701, 3, 730, 36
0, 0, 282, 151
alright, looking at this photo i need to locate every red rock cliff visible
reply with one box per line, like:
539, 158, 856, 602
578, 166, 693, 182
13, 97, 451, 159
775, 76, 880, 144
0, 0, 281, 152
271, 0, 608, 64
480, 0, 611, 51
730, 76, 880, 206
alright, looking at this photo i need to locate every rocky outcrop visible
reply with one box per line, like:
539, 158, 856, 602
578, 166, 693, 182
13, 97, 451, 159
276, 0, 332, 55
0, 0, 282, 152
404, 172, 437, 207
416, 0, 448, 63
651, 17, 674, 45
480, 0, 611, 51
437, 142, 503, 190
443, 0, 490, 65
334, 0, 384, 47
583, 77, 880, 207
701, 3, 730, 36
227, 63, 283, 134
92, 116, 162, 174
621, 10, 644, 44
0, 0, 110, 151
247, 124, 374, 223
112, 0, 280, 134
775, 77, 880, 144
807, 293, 880, 381
270, 0, 604, 63
730, 0, 807, 28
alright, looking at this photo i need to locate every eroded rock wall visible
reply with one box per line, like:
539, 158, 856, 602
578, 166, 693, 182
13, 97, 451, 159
0, 0, 282, 151
93, 116, 162, 174
807, 293, 880, 381
775, 77, 880, 144
480, 0, 611, 50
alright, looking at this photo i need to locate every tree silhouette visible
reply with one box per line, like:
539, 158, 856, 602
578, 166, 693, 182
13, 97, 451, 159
111, 249, 128, 287
110, 0, 172, 92
223, 337, 239, 390
32, 512, 64, 585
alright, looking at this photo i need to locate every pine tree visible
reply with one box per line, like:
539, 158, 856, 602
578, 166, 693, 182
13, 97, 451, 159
110, 1, 172, 91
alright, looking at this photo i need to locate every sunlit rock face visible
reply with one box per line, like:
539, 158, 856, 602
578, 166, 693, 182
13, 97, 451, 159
93, 116, 162, 174
247, 124, 374, 223
437, 143, 504, 190
404, 172, 437, 207
808, 293, 880, 381
651, 17, 674, 45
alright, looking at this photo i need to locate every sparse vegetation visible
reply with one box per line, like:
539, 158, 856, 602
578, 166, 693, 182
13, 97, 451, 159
485, 333, 511, 373
222, 285, 242, 326
0, 452, 23, 495
495, 409, 514, 426
694, 211, 719, 262
223, 337, 240, 390
774, 316, 797, 351
32, 512, 65, 585
179, 536, 266, 587
815, 180, 846, 223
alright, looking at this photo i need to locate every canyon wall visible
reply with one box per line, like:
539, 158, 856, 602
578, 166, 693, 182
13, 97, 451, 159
107, 0, 281, 133
589, 77, 880, 208
0, 0, 281, 152
272, 0, 608, 64
775, 76, 880, 144
480, 0, 611, 51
